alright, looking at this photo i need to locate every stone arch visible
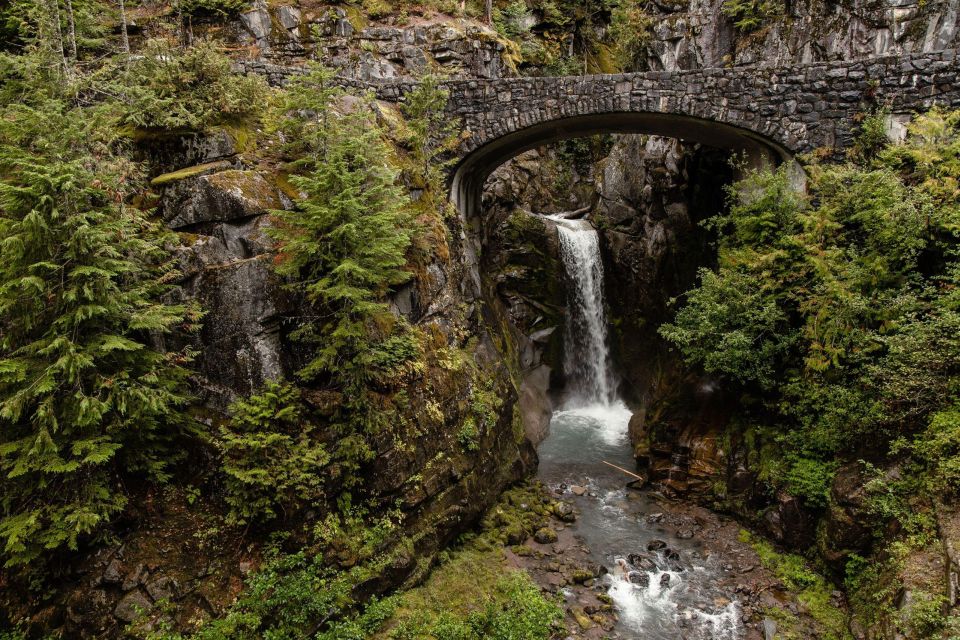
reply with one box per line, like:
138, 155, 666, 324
450, 110, 795, 222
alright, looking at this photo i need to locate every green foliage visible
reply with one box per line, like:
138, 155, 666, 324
0, 55, 198, 567
660, 267, 794, 389
608, 0, 653, 70
400, 74, 459, 208
116, 39, 268, 132
898, 591, 950, 638
218, 382, 331, 525
180, 0, 251, 18
267, 64, 416, 392
0, 0, 112, 55
912, 406, 960, 494
720, 0, 782, 32
741, 530, 851, 638
391, 572, 562, 640
783, 456, 836, 508
660, 110, 960, 504
493, 1, 534, 39
850, 110, 891, 163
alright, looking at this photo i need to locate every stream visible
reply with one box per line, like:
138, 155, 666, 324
539, 218, 744, 639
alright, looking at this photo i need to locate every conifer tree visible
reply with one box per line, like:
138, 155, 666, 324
0, 56, 199, 566
268, 66, 416, 392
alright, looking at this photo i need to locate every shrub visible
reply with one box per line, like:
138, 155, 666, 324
0, 75, 198, 567
180, 0, 250, 18
720, 0, 782, 32
267, 65, 416, 392
116, 39, 267, 131
218, 382, 331, 525
608, 0, 653, 71
659, 267, 795, 389
783, 456, 836, 508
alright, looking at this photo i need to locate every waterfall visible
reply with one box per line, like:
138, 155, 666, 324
553, 218, 616, 407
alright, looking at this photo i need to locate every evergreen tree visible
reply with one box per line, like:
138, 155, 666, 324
268, 65, 416, 393
0, 56, 199, 566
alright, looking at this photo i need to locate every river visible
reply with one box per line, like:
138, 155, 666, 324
539, 217, 743, 639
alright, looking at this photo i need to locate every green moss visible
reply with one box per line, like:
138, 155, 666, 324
149, 160, 231, 186
740, 530, 851, 639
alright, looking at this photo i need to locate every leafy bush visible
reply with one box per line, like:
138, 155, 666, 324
267, 65, 416, 393
116, 39, 267, 131
659, 267, 795, 389
493, 1, 534, 39
660, 109, 960, 505
720, 0, 782, 32
911, 406, 960, 494
608, 0, 653, 71
0, 63, 198, 567
219, 382, 331, 525
783, 456, 836, 508
390, 568, 562, 640
180, 0, 250, 18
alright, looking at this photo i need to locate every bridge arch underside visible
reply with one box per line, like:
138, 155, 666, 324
450, 111, 796, 219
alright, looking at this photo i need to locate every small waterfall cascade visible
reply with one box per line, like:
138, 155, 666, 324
539, 214, 743, 639
552, 218, 617, 407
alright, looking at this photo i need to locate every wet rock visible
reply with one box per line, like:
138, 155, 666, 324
647, 512, 664, 523
114, 590, 153, 623
534, 527, 559, 544
660, 573, 672, 587
628, 553, 657, 570
570, 485, 587, 496
553, 502, 577, 523
628, 571, 650, 586
762, 617, 778, 640
570, 606, 593, 629
571, 568, 594, 584
647, 539, 668, 551
820, 462, 876, 565
677, 529, 695, 539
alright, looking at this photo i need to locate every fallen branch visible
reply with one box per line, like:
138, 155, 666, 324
602, 460, 644, 480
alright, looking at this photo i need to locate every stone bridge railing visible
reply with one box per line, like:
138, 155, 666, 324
242, 49, 960, 181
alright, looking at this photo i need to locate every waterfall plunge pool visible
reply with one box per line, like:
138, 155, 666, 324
539, 218, 744, 639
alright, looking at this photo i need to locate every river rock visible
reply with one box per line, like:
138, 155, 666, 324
660, 573, 672, 587
647, 539, 667, 551
628, 571, 650, 586
628, 553, 657, 570
534, 527, 559, 544
553, 502, 577, 522
570, 485, 587, 496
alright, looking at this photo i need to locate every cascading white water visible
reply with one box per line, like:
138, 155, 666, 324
540, 214, 743, 639
553, 218, 617, 407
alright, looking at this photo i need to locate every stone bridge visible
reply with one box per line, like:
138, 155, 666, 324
245, 49, 960, 213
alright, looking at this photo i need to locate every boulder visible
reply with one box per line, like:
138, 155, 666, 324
534, 527, 559, 544
160, 169, 291, 230
114, 590, 153, 623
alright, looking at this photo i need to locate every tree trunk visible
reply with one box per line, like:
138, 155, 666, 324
485, 0, 492, 24
119, 0, 130, 57
46, 0, 68, 76
64, 0, 77, 60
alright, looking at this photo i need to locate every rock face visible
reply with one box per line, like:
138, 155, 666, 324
228, 4, 510, 79
640, 0, 960, 72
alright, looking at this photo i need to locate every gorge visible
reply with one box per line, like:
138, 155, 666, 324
2, 0, 960, 638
